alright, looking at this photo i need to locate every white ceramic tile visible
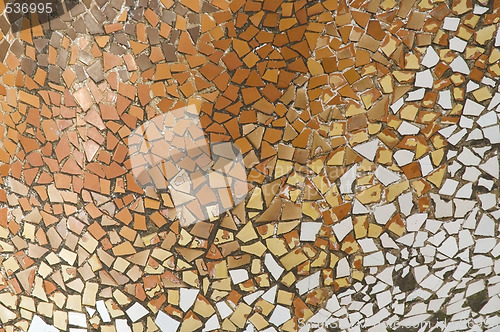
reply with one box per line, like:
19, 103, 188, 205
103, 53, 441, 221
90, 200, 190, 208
453, 262, 472, 280
473, 146, 491, 158
467, 128, 484, 140
353, 199, 369, 214
376, 266, 394, 285
438, 90, 453, 109
481, 76, 496, 87
28, 315, 58, 332
449, 37, 467, 52
496, 24, 500, 46
475, 214, 495, 236
390, 97, 404, 113
339, 165, 357, 194
374, 203, 396, 225
406, 213, 428, 232
269, 305, 291, 327
179, 288, 199, 312
448, 128, 467, 145
397, 233, 415, 246
454, 199, 477, 218
462, 167, 481, 181
487, 92, 500, 110
380, 233, 399, 249
363, 308, 390, 328
443, 17, 460, 31
413, 231, 428, 247
427, 230, 446, 246
296, 271, 320, 295
457, 148, 481, 166
85, 307, 96, 317
358, 238, 378, 253
361, 303, 374, 317
218, 303, 235, 321
472, 255, 493, 269
96, 300, 111, 323
397, 121, 420, 135
491, 243, 500, 258
300, 222, 322, 241
478, 177, 494, 190
430, 194, 453, 218
473, 4, 488, 14
477, 111, 498, 127
439, 124, 457, 138
126, 303, 149, 323
393, 150, 414, 166
363, 251, 385, 266
415, 69, 433, 88
336, 257, 350, 277
428, 298, 446, 312
406, 88, 425, 101
406, 302, 428, 316
325, 295, 341, 313
449, 56, 470, 74
265, 253, 284, 280
332, 217, 353, 242
376, 290, 392, 308
466, 81, 480, 92
463, 98, 485, 116
68, 312, 87, 328
116, 319, 132, 332
478, 193, 497, 210
448, 161, 462, 177
438, 179, 459, 196
490, 209, 500, 220
203, 315, 220, 332
483, 125, 500, 144
425, 218, 442, 233
398, 192, 414, 216
458, 230, 474, 250
479, 156, 499, 179
229, 269, 249, 284
479, 295, 500, 315
438, 237, 458, 258
308, 308, 331, 324
155, 311, 180, 332
243, 290, 264, 305
261, 285, 277, 303
353, 139, 379, 161
420, 274, 443, 291
421, 46, 439, 67
473, 238, 496, 254
406, 289, 432, 302
463, 207, 480, 229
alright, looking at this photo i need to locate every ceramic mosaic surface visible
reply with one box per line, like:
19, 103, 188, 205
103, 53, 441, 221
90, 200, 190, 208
0, 0, 499, 331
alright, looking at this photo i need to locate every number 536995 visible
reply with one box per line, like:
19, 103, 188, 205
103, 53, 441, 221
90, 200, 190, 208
5, 2, 53, 14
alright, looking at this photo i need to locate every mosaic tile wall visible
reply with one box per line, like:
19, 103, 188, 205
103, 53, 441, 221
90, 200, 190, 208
0, 0, 498, 330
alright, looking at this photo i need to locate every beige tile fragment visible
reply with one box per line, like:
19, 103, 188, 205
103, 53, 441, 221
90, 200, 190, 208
37, 302, 54, 318
82, 282, 99, 306
236, 222, 258, 243
0, 304, 17, 324
280, 249, 308, 270
229, 303, 252, 328
355, 184, 382, 204
241, 241, 266, 256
